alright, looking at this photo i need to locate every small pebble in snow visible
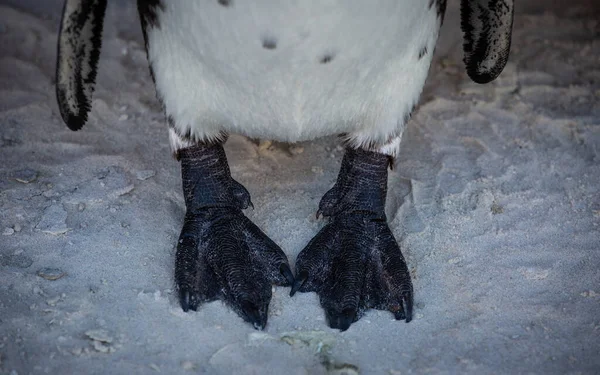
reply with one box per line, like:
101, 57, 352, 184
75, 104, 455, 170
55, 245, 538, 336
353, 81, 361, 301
311, 166, 323, 174
118, 114, 129, 121
37, 268, 66, 281
580, 290, 598, 298
289, 145, 304, 155
258, 139, 272, 151
520, 267, 550, 280
85, 329, 113, 343
113, 184, 135, 197
3, 227, 14, 235
12, 169, 37, 183
13, 223, 22, 232
135, 170, 155, 181
78, 203, 86, 212
491, 201, 504, 214
92, 340, 115, 353
149, 363, 160, 372
181, 361, 196, 371
46, 296, 61, 306
36, 205, 68, 235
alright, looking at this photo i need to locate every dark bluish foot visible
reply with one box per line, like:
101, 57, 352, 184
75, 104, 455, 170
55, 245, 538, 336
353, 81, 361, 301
291, 147, 413, 331
175, 143, 293, 330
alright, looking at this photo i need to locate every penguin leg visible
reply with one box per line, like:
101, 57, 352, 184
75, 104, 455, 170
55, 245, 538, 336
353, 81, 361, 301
292, 147, 413, 331
175, 141, 293, 330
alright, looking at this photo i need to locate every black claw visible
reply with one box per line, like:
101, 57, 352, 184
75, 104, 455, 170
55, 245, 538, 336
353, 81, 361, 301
403, 294, 413, 323
241, 300, 267, 330
179, 289, 200, 312
180, 290, 190, 312
394, 309, 406, 321
290, 270, 308, 296
279, 264, 295, 286
328, 308, 356, 331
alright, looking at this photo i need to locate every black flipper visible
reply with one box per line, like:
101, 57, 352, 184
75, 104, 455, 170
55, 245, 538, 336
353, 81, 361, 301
56, 0, 108, 130
461, 0, 515, 84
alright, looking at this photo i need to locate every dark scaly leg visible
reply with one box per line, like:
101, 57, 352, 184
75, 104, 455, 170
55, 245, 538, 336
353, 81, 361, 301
175, 142, 293, 329
292, 147, 413, 331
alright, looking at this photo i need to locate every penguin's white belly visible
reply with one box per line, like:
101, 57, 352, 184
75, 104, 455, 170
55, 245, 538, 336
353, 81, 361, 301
146, 0, 441, 147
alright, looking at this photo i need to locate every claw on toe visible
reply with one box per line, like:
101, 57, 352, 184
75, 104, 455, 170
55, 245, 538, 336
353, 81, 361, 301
279, 264, 295, 286
290, 270, 308, 297
179, 289, 199, 312
327, 308, 357, 332
180, 290, 190, 312
402, 293, 413, 323
389, 291, 413, 322
241, 300, 267, 330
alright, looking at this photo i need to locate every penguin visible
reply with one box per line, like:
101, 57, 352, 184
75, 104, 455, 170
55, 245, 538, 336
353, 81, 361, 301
56, 0, 514, 331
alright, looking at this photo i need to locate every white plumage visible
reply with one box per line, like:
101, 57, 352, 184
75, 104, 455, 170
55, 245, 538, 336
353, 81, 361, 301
145, 0, 441, 156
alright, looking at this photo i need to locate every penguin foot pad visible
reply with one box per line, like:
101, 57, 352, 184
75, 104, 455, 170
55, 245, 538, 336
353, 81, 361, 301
175, 208, 293, 330
291, 214, 413, 331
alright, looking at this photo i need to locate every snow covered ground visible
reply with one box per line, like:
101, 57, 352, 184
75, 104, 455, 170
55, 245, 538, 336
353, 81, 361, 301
1, 1, 599, 374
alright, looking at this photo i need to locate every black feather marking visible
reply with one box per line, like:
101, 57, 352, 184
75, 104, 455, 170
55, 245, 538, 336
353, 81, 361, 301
56, 0, 108, 131
429, 0, 448, 24
461, 0, 514, 84
138, 0, 164, 32
418, 45, 428, 60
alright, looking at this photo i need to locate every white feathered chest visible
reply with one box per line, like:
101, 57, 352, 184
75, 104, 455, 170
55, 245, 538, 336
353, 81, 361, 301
145, 0, 442, 148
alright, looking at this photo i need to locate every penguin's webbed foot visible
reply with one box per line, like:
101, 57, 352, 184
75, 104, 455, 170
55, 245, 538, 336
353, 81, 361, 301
291, 148, 413, 331
175, 143, 292, 330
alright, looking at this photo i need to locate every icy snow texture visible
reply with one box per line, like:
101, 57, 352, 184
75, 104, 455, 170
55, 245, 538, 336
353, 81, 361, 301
0, 0, 599, 374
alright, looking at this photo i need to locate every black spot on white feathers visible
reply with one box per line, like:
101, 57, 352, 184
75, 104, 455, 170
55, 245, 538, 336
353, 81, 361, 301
460, 0, 514, 84
56, 0, 108, 131
138, 0, 164, 30
218, 0, 231, 6
429, 0, 447, 24
262, 38, 277, 50
320, 54, 334, 64
418, 46, 428, 60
